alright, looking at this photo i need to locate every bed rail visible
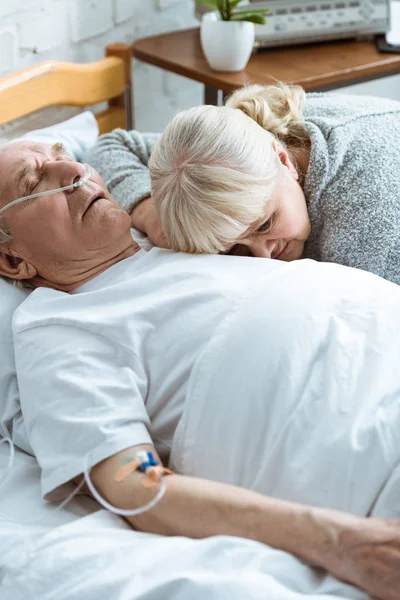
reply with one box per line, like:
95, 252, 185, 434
0, 43, 133, 134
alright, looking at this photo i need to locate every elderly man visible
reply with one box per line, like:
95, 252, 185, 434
0, 139, 399, 600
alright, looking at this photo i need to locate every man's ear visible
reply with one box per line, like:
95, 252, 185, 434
0, 248, 37, 280
271, 140, 298, 180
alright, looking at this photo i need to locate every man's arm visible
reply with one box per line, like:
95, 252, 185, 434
92, 444, 400, 600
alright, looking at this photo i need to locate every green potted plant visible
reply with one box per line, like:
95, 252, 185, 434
196, 0, 269, 72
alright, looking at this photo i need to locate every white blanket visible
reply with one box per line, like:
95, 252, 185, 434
0, 432, 367, 599
171, 260, 400, 519
1, 510, 367, 600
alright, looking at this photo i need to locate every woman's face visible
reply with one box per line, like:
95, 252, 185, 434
228, 143, 311, 261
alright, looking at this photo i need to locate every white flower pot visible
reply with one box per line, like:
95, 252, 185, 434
200, 12, 255, 73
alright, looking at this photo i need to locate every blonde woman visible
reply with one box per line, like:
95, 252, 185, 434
88, 84, 400, 285
152, 84, 312, 263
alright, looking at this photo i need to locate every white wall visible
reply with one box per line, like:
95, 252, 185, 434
335, 73, 400, 101
0, 0, 399, 141
0, 0, 202, 140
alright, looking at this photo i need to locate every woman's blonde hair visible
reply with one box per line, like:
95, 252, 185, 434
226, 82, 308, 147
150, 83, 308, 254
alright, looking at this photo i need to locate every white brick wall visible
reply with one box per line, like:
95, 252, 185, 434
0, 0, 399, 141
0, 0, 202, 139
69, 0, 114, 43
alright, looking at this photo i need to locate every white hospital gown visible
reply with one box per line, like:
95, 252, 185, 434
13, 250, 400, 519
13, 248, 282, 500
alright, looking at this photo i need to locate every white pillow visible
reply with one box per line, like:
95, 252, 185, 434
0, 280, 29, 440
18, 111, 99, 161
1, 111, 99, 452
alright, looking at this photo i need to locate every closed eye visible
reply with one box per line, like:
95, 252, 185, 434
256, 211, 276, 234
21, 170, 46, 206
29, 170, 46, 193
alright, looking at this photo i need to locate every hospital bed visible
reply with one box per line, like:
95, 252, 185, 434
0, 46, 373, 600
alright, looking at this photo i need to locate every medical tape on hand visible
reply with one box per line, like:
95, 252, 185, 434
114, 450, 173, 486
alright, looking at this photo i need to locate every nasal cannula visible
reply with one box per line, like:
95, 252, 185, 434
0, 163, 93, 217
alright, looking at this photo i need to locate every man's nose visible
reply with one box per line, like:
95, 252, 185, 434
47, 160, 87, 190
248, 238, 277, 258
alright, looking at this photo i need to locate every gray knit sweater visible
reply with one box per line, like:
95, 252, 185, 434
86, 93, 400, 285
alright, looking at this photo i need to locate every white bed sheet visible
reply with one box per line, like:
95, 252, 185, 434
0, 444, 369, 600
0, 441, 96, 526
0, 442, 98, 581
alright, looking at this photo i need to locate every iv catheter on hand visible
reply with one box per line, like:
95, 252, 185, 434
0, 163, 93, 217
83, 450, 172, 518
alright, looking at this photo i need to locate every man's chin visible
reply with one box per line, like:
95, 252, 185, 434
93, 203, 132, 228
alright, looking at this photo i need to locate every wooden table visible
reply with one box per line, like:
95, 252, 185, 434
132, 27, 400, 105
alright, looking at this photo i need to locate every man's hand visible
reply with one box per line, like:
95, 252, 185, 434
320, 515, 400, 600
131, 197, 168, 248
